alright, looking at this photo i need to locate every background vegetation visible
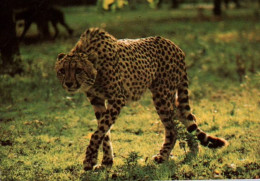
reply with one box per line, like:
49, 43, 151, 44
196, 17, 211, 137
0, 2, 259, 180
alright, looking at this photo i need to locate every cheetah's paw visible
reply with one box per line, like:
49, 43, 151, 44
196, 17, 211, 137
152, 154, 167, 164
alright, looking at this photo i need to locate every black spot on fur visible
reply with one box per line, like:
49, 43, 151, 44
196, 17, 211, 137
102, 159, 113, 165
187, 114, 194, 121
162, 118, 170, 122
187, 124, 197, 133
198, 132, 208, 146
161, 99, 166, 105
179, 98, 188, 103
185, 105, 190, 110
166, 132, 174, 142
95, 112, 101, 120
111, 111, 118, 117
183, 90, 188, 95
116, 100, 121, 105
156, 102, 161, 108
104, 136, 109, 141
93, 135, 99, 140
108, 100, 115, 105
198, 132, 206, 141
207, 136, 226, 148
90, 98, 104, 106
100, 126, 105, 133
182, 82, 188, 87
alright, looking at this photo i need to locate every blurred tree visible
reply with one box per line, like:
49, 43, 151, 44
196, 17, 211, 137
213, 0, 222, 16
147, 0, 159, 9
128, 0, 137, 10
224, 0, 229, 8
156, 0, 181, 9
82, 0, 97, 5
224, 0, 241, 9
233, 0, 241, 8
171, 0, 179, 9
236, 55, 246, 83
0, 0, 23, 75
157, 0, 163, 8
98, 0, 128, 11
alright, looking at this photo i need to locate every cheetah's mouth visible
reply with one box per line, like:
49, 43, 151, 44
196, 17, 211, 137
65, 82, 81, 93
66, 87, 80, 93
66, 89, 76, 93
68, 89, 77, 92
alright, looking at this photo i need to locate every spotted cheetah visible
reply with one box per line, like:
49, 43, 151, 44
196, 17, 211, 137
55, 28, 228, 171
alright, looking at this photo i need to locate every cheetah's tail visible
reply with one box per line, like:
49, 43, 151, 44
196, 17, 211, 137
188, 125, 228, 148
177, 76, 228, 149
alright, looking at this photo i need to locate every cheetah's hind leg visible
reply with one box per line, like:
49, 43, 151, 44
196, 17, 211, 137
151, 91, 180, 163
174, 97, 199, 161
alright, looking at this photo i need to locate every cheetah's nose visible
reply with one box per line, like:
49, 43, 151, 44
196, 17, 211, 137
65, 82, 73, 88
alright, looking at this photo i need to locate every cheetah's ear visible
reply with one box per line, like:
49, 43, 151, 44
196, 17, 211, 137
57, 53, 66, 60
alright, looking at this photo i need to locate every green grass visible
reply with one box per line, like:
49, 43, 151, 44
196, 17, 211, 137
1, 4, 260, 180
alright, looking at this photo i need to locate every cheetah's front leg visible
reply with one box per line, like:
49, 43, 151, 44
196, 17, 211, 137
83, 98, 124, 171
87, 95, 114, 169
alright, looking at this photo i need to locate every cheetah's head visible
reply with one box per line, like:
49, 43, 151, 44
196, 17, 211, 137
55, 52, 97, 93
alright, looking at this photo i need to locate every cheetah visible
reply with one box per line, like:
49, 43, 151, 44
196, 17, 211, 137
55, 28, 228, 171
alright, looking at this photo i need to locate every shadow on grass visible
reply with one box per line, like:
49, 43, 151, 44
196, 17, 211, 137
79, 151, 200, 181
80, 162, 177, 181
18, 34, 75, 45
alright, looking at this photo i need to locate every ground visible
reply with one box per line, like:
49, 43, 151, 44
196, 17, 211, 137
0, 4, 260, 180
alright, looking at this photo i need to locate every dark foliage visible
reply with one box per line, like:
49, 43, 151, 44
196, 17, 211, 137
0, 0, 23, 76
213, 0, 222, 16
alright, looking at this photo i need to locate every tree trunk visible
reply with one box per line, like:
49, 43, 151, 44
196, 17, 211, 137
213, 0, 222, 16
0, 0, 23, 75
233, 0, 241, 8
224, 0, 229, 9
172, 0, 179, 9
157, 0, 163, 9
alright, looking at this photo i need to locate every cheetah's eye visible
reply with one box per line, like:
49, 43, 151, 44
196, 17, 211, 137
75, 68, 83, 74
59, 68, 65, 74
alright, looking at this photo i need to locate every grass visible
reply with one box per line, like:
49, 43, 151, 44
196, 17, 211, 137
1, 4, 260, 180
